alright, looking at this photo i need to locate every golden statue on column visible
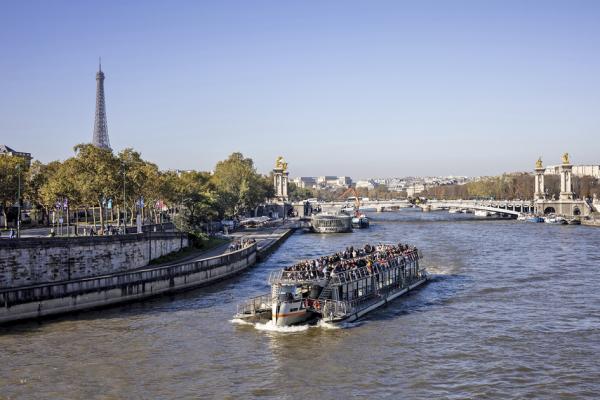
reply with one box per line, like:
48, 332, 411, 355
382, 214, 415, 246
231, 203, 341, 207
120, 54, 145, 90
562, 152, 570, 165
535, 157, 543, 169
273, 156, 289, 201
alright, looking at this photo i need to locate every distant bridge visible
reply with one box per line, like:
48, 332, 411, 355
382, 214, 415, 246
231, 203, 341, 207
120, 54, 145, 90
292, 199, 534, 217
422, 200, 534, 216
294, 199, 413, 213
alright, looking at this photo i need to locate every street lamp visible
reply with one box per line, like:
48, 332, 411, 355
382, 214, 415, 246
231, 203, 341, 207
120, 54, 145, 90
16, 164, 21, 238
122, 163, 127, 230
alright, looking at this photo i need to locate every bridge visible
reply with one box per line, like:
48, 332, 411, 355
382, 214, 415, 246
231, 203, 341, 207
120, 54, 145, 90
293, 199, 413, 214
422, 200, 535, 216
292, 198, 534, 217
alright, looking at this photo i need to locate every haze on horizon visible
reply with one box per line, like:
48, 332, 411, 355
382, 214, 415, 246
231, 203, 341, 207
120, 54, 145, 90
1, 1, 599, 178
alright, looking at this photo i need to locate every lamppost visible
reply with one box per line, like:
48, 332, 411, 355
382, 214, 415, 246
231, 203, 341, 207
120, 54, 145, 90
122, 163, 127, 231
16, 164, 21, 238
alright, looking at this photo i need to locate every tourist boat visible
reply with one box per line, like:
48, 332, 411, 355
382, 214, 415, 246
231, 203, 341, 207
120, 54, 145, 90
474, 210, 491, 217
352, 214, 370, 229
544, 216, 568, 225
310, 213, 352, 233
448, 208, 462, 214
517, 213, 528, 221
234, 243, 428, 326
527, 215, 544, 223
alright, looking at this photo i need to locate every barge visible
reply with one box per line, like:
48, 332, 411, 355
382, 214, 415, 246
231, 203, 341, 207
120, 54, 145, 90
235, 243, 427, 326
310, 213, 353, 233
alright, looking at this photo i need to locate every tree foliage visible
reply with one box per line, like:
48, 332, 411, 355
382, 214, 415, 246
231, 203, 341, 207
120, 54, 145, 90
5, 148, 276, 234
0, 155, 29, 228
211, 152, 272, 218
422, 173, 600, 200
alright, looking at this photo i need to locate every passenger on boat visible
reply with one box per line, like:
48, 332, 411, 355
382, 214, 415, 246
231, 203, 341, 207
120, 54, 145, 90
280, 243, 419, 281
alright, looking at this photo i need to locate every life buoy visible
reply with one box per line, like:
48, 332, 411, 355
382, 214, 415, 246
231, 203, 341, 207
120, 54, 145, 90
315, 300, 321, 310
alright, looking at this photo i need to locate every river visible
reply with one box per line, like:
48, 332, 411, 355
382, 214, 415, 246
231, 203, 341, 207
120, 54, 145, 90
1, 210, 599, 399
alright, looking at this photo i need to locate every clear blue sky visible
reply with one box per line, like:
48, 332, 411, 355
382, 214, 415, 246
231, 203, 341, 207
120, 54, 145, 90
1, 1, 599, 178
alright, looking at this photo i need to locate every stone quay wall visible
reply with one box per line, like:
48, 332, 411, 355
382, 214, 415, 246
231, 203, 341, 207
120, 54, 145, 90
0, 232, 188, 289
0, 243, 256, 324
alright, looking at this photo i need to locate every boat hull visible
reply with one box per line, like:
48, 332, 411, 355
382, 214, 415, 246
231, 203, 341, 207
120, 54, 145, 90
310, 214, 353, 233
327, 276, 428, 324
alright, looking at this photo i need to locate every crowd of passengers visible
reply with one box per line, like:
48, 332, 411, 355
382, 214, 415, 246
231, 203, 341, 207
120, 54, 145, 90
282, 243, 418, 280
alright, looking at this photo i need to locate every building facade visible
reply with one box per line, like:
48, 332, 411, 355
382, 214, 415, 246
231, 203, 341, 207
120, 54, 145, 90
544, 164, 600, 179
0, 145, 32, 166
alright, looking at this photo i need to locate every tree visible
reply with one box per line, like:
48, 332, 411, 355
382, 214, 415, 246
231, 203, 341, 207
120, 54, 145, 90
39, 158, 84, 231
287, 181, 314, 202
211, 152, 270, 218
70, 144, 119, 227
117, 148, 163, 225
0, 155, 29, 229
27, 160, 61, 224
172, 171, 217, 243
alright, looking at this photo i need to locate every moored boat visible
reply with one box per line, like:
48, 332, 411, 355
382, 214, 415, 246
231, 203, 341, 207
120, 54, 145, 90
310, 213, 353, 233
544, 216, 568, 225
474, 210, 491, 217
352, 215, 370, 229
527, 216, 544, 223
234, 243, 427, 326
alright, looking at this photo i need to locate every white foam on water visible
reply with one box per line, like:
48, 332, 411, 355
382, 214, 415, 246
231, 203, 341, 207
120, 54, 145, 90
229, 318, 254, 326
253, 320, 310, 333
316, 319, 342, 330
232, 318, 353, 332
426, 264, 456, 275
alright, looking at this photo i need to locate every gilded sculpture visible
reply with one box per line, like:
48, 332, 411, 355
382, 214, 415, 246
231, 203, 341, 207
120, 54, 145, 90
562, 152, 570, 165
275, 156, 288, 171
535, 157, 543, 169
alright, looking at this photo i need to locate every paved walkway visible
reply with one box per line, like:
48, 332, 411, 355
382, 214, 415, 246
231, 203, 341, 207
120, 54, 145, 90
151, 222, 296, 268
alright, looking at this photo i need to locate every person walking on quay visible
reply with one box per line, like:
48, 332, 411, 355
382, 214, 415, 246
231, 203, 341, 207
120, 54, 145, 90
9, 229, 15, 239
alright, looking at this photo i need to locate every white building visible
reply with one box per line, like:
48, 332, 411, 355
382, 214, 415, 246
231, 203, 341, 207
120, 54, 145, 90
292, 177, 318, 189
406, 184, 427, 197
544, 165, 600, 179
355, 180, 376, 190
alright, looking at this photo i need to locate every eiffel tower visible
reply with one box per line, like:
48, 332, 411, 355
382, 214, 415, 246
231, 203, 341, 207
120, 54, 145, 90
92, 58, 111, 150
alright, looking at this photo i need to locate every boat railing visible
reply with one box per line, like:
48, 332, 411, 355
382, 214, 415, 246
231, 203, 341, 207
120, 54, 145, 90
268, 270, 327, 285
236, 293, 272, 316
330, 252, 421, 285
318, 299, 350, 318
268, 249, 421, 285
317, 271, 429, 320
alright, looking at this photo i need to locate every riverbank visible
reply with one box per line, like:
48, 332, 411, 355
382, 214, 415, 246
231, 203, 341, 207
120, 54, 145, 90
582, 218, 600, 227
0, 224, 296, 324
229, 223, 296, 261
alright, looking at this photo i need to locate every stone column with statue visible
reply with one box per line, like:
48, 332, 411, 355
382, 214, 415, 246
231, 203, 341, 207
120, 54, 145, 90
559, 152, 574, 200
534, 157, 545, 200
273, 156, 289, 202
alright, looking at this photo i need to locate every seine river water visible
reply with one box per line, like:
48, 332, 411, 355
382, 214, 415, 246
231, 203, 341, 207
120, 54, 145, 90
1, 210, 600, 399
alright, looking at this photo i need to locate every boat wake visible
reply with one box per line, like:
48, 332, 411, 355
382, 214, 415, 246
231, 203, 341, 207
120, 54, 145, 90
230, 319, 352, 332
253, 320, 310, 333
230, 318, 254, 326
425, 263, 461, 275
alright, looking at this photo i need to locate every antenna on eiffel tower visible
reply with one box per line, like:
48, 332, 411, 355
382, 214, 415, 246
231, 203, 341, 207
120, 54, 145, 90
92, 57, 111, 150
